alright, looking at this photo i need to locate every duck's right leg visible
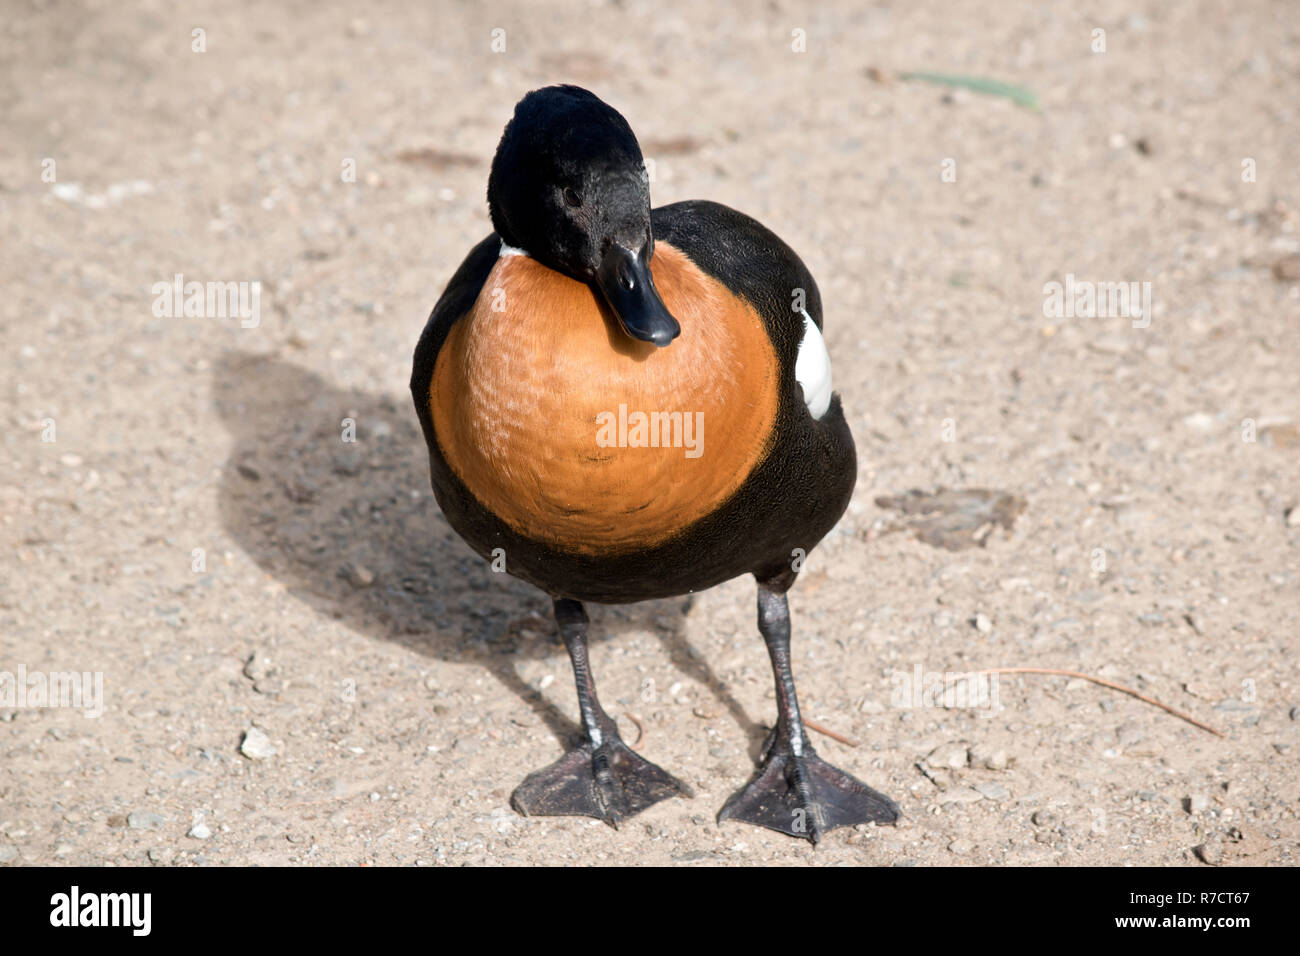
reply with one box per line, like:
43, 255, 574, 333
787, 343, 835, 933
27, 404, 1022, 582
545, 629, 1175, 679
510, 598, 692, 827
717, 573, 900, 842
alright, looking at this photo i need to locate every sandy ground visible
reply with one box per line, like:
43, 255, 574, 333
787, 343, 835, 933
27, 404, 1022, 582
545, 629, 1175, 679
2, 0, 1298, 867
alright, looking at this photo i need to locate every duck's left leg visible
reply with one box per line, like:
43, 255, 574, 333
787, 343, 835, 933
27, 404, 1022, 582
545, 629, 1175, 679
718, 571, 900, 843
511, 598, 691, 827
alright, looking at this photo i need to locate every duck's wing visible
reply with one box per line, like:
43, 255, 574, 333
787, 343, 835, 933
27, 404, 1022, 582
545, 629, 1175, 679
410, 233, 500, 424
651, 200, 833, 419
652, 199, 824, 329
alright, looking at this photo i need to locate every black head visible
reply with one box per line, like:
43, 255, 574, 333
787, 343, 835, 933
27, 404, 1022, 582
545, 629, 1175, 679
487, 85, 679, 347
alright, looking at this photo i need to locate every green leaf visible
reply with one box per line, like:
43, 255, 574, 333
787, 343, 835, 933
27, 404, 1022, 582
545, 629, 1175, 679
900, 71, 1039, 110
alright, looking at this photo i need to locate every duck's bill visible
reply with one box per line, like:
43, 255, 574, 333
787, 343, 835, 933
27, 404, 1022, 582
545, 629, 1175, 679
596, 244, 680, 347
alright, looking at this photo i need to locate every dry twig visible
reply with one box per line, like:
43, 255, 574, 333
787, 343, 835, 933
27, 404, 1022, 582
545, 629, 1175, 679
967, 667, 1225, 737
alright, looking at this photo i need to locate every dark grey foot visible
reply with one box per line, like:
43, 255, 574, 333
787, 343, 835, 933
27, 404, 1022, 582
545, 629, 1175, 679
717, 744, 899, 843
511, 737, 692, 827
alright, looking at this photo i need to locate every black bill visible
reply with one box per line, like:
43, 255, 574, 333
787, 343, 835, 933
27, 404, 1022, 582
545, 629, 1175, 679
595, 244, 680, 347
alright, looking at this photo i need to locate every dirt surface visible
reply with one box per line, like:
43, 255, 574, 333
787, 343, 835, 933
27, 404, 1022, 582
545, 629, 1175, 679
3, 1, 1298, 867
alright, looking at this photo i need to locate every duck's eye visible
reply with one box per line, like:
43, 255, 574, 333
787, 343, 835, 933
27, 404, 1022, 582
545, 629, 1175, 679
562, 187, 582, 208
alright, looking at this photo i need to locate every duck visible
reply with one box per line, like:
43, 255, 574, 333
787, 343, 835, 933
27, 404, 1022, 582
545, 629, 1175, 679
410, 84, 899, 842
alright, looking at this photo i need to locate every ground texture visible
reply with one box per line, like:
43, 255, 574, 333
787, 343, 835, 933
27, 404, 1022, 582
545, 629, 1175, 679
2, 0, 1298, 866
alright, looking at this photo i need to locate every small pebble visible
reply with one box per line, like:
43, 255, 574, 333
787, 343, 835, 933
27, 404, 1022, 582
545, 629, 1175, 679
947, 838, 974, 855
188, 822, 212, 840
926, 742, 969, 770
672, 850, 713, 863
1032, 810, 1057, 827
1193, 842, 1223, 865
972, 613, 993, 633
0, 845, 18, 864
969, 744, 1009, 770
1184, 794, 1209, 814
974, 782, 1010, 800
1272, 254, 1300, 282
346, 564, 375, 588
128, 811, 166, 831
51, 182, 84, 202
240, 727, 277, 760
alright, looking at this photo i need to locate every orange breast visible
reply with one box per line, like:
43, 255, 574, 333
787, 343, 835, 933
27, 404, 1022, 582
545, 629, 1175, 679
430, 242, 779, 555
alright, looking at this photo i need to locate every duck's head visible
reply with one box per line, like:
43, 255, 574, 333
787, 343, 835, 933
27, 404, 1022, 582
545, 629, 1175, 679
488, 85, 680, 348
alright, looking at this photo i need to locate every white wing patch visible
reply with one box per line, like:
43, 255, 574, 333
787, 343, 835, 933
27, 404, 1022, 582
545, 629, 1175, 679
795, 308, 832, 419
499, 241, 529, 257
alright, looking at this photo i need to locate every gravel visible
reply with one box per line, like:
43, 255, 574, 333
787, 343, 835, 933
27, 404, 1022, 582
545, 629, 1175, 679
3, 0, 1296, 868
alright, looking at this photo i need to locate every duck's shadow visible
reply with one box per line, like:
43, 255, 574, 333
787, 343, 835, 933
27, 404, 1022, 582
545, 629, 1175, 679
212, 351, 762, 752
